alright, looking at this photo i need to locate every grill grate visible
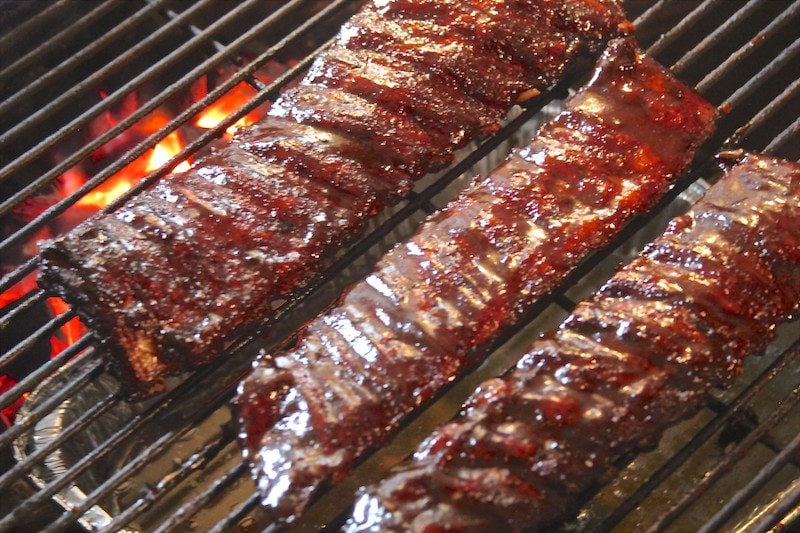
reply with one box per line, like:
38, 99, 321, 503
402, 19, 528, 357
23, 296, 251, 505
1, 1, 799, 531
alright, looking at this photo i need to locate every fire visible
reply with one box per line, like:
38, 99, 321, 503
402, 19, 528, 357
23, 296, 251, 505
46, 296, 87, 356
194, 81, 265, 138
70, 117, 191, 211
3, 65, 277, 423
0, 375, 29, 427
0, 273, 37, 310
147, 131, 191, 173
0, 278, 82, 425
0, 274, 86, 358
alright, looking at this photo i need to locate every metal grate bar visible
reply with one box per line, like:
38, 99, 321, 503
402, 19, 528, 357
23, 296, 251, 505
0, 0, 344, 255
764, 114, 800, 154
97, 425, 235, 533
672, 0, 767, 75
0, 0, 256, 184
151, 0, 268, 92
631, 0, 672, 31
0, 310, 75, 373
0, 0, 119, 82
747, 477, 800, 532
0, 257, 39, 299
724, 37, 800, 111
0, 391, 118, 493
0, 0, 269, 200
0, 289, 46, 331
0, 0, 170, 119
0, 333, 92, 413
653, 383, 800, 531
700, 431, 800, 532
42, 422, 235, 532
0, 0, 72, 53
696, 0, 800, 94
728, 78, 800, 148
0, 0, 211, 192
646, 0, 725, 58
209, 492, 261, 533
153, 462, 251, 533
599, 341, 800, 529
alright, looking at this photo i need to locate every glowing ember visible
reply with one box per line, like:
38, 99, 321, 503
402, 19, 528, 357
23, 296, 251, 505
0, 375, 29, 427
195, 81, 265, 138
72, 133, 191, 211
46, 296, 87, 356
0, 273, 37, 310
147, 131, 191, 174
0, 276, 83, 424
2, 63, 278, 423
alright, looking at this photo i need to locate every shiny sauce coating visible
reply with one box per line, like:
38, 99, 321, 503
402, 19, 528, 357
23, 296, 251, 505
39, 0, 628, 395
236, 37, 715, 521
346, 153, 800, 532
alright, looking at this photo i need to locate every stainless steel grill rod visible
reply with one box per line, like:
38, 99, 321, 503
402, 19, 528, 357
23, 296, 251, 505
700, 431, 800, 533
0, 0, 171, 118
672, 0, 768, 75
0, 0, 345, 255
696, 0, 800, 94
0, 0, 119, 83
0, 0, 220, 173
3, 0, 796, 528
0, 0, 71, 54
651, 384, 800, 532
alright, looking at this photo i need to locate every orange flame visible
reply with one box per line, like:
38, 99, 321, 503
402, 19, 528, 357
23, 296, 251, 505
194, 81, 264, 138
46, 297, 87, 356
0, 375, 29, 427
68, 116, 191, 211
147, 131, 191, 174
0, 273, 37, 310
0, 276, 84, 353
3, 82, 220, 423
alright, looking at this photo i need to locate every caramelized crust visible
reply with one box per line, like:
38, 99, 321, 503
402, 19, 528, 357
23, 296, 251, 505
236, 38, 715, 521
346, 153, 800, 532
39, 0, 629, 395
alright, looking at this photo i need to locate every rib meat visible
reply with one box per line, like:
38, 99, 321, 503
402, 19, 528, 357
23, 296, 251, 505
345, 153, 800, 531
38, 0, 629, 396
236, 38, 716, 521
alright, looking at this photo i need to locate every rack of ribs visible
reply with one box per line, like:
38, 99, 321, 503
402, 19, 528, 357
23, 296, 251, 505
345, 153, 800, 531
37, 0, 630, 396
236, 37, 716, 521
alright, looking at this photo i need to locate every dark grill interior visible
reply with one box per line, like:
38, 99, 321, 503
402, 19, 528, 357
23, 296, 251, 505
1, 1, 799, 531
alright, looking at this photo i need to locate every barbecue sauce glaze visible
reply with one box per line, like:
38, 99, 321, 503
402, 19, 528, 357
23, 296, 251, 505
237, 38, 716, 521
345, 153, 800, 531
39, 0, 629, 395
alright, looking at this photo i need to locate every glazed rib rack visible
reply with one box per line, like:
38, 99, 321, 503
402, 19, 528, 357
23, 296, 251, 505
0, 1, 798, 531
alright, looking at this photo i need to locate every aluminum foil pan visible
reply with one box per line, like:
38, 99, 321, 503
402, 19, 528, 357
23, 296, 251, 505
13, 360, 138, 531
